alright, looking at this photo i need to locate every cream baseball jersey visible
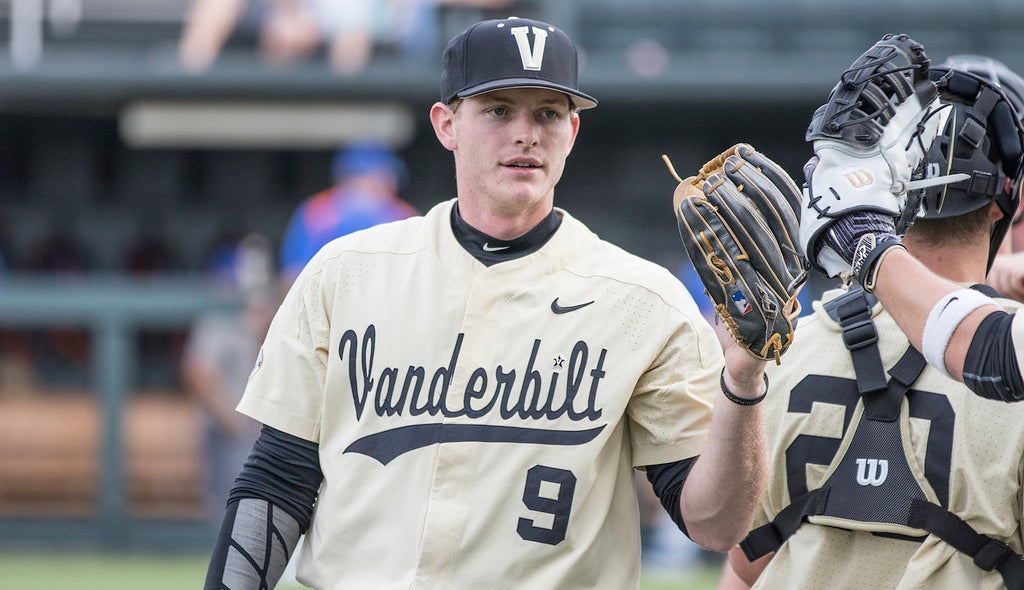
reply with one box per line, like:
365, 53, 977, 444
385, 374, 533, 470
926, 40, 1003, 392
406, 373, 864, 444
751, 288, 1024, 590
237, 199, 723, 589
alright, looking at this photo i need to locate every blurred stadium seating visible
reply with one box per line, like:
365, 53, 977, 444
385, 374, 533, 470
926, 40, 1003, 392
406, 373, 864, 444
0, 0, 1023, 550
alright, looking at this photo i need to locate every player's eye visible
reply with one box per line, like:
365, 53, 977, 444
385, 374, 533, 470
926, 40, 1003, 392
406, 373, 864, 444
487, 106, 509, 117
539, 109, 560, 120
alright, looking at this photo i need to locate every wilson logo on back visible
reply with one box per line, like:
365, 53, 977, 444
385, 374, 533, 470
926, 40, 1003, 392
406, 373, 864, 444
855, 458, 889, 486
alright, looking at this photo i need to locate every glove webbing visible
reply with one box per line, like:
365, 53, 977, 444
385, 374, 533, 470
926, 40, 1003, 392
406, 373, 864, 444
696, 145, 742, 181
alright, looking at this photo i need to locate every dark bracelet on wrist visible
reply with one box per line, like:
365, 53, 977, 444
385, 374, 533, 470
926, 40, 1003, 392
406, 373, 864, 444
720, 368, 768, 406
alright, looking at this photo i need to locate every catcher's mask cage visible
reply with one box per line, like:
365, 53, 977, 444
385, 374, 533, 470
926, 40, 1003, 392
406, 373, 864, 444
907, 65, 1024, 269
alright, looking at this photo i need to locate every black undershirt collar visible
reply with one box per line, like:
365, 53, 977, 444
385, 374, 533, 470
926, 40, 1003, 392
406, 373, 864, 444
450, 203, 562, 266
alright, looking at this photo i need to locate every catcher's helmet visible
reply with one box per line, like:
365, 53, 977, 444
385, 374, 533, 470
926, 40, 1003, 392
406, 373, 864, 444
908, 61, 1024, 269
940, 55, 1024, 118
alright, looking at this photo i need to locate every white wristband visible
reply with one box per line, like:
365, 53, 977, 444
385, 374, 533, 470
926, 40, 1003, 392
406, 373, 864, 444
921, 288, 994, 378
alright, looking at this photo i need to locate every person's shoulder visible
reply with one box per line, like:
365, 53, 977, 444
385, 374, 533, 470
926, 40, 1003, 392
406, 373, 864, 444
293, 187, 336, 216
803, 288, 854, 330
315, 199, 449, 260
322, 213, 425, 254
558, 212, 683, 295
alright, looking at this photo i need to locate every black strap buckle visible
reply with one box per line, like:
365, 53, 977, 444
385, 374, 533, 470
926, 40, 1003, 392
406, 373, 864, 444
975, 538, 1015, 571
840, 318, 879, 350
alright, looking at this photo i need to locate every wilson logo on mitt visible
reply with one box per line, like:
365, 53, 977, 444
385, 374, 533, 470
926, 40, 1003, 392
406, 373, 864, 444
843, 168, 876, 190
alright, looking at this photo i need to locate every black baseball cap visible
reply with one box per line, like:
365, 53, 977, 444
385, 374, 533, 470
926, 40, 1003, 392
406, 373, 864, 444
440, 17, 598, 110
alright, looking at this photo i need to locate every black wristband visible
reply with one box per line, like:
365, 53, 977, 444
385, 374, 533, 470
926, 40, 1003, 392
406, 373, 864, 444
720, 368, 768, 406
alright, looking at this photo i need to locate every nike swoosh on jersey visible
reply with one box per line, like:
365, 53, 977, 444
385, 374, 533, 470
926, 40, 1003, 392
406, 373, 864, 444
344, 423, 606, 465
551, 298, 595, 314
482, 243, 510, 252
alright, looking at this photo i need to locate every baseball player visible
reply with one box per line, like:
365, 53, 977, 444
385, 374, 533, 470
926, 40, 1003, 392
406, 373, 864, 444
204, 17, 769, 590
797, 52, 1024, 404
717, 60, 1024, 589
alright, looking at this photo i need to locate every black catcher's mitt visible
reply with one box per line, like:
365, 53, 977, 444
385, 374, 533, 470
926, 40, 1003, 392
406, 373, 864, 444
806, 33, 934, 147
666, 143, 807, 364
801, 33, 942, 283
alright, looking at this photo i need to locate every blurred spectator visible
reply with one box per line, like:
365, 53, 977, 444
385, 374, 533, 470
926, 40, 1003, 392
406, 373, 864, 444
674, 259, 717, 321
179, 0, 513, 74
274, 142, 418, 583
181, 232, 276, 519
0, 225, 35, 396
23, 233, 91, 276
636, 473, 702, 574
20, 233, 92, 389
278, 140, 417, 286
123, 234, 183, 276
122, 233, 188, 389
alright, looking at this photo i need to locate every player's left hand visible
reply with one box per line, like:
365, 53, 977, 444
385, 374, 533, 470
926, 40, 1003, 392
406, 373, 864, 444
713, 319, 770, 396
666, 143, 806, 365
800, 34, 943, 284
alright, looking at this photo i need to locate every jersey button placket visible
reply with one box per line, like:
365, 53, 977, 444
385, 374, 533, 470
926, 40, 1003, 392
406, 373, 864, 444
413, 275, 501, 586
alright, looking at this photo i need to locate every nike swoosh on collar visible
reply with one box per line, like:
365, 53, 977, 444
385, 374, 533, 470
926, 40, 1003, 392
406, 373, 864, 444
482, 243, 510, 252
551, 298, 595, 314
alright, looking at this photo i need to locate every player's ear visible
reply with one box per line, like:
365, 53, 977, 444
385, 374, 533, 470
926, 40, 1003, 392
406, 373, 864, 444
990, 199, 1007, 224
430, 101, 457, 152
568, 111, 580, 150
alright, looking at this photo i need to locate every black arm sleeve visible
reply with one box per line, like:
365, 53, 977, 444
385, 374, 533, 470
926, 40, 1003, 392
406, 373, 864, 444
962, 311, 1024, 402
229, 425, 324, 531
645, 456, 698, 538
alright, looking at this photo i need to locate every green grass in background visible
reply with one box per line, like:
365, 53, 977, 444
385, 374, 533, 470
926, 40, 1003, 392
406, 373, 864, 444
0, 551, 721, 589
0, 552, 207, 590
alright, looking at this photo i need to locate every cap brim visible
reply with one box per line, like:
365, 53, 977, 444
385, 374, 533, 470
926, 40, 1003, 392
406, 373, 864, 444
458, 78, 598, 110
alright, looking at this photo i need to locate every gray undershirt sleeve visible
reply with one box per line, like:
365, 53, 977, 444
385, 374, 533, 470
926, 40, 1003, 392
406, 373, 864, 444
205, 498, 302, 590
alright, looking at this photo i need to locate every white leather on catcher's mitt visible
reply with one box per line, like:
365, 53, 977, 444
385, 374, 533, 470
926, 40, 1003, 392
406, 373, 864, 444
801, 33, 944, 280
665, 143, 807, 364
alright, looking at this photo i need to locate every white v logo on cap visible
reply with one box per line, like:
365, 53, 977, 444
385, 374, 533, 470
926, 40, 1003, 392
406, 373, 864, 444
510, 26, 547, 71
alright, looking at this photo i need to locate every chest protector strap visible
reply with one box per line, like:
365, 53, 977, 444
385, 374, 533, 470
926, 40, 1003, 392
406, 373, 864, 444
829, 286, 887, 395
740, 287, 1024, 588
908, 500, 1024, 589
739, 342, 925, 562
740, 487, 829, 562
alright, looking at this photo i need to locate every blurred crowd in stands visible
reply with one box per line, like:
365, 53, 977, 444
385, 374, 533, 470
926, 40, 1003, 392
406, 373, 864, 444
0, 137, 418, 520
179, 0, 520, 74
